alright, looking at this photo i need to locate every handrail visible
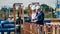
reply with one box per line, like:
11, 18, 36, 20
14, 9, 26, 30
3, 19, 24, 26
21, 22, 60, 34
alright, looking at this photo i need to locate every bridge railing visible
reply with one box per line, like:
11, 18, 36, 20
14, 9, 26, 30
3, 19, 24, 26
21, 22, 60, 34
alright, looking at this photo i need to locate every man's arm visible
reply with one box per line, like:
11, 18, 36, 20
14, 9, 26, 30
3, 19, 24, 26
36, 12, 44, 21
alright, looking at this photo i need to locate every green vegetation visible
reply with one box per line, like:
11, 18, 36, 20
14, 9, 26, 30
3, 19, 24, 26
40, 4, 56, 18
24, 9, 28, 14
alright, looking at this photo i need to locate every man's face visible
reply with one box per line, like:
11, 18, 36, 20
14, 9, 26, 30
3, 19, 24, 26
36, 9, 40, 12
32, 9, 36, 12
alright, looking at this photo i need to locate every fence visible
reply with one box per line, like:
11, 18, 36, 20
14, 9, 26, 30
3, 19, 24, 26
21, 22, 60, 34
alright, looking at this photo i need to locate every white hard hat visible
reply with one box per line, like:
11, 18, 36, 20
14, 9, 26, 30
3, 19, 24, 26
31, 5, 36, 10
36, 6, 40, 9
30, 4, 32, 7
16, 17, 18, 19
9, 15, 11, 17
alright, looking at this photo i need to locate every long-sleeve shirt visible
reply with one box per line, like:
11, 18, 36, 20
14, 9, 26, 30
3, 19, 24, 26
31, 12, 36, 22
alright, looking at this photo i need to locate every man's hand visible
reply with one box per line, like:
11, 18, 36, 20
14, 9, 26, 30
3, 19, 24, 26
33, 20, 37, 22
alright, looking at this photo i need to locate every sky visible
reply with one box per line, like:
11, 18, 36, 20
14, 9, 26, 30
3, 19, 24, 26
0, 0, 57, 9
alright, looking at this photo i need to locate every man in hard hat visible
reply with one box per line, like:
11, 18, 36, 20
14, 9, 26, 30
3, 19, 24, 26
34, 6, 44, 34
31, 5, 36, 22
35, 6, 44, 25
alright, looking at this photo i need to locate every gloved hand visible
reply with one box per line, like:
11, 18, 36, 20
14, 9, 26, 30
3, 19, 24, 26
33, 20, 37, 22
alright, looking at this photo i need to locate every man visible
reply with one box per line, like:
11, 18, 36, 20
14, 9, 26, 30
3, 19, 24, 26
35, 6, 44, 25
31, 5, 36, 22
